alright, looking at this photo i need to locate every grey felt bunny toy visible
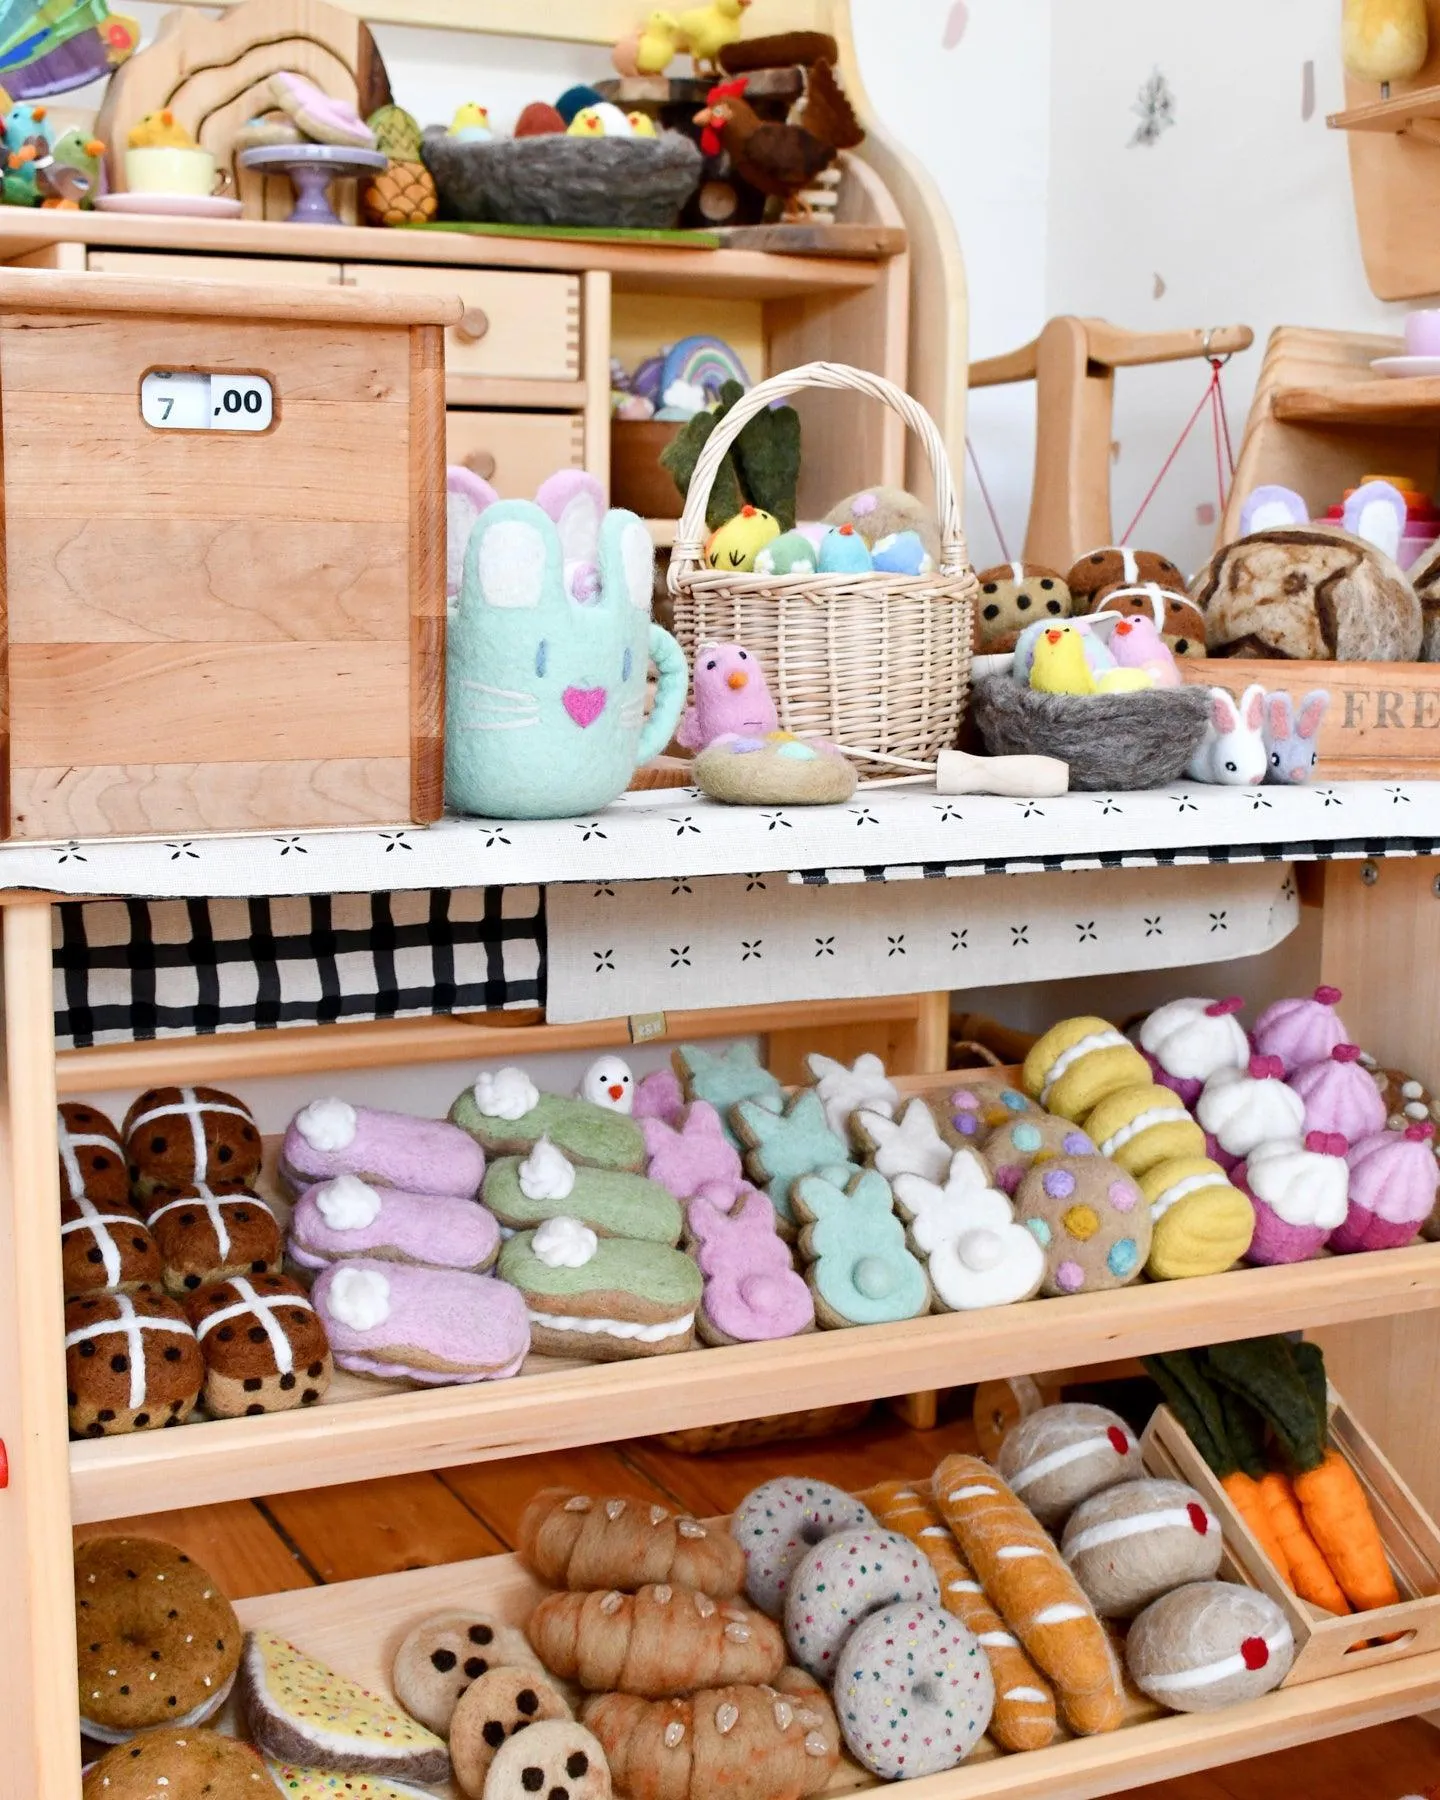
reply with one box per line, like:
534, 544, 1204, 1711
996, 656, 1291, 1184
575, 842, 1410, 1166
1263, 690, 1330, 785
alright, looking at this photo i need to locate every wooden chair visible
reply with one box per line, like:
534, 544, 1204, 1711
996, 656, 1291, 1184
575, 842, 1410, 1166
969, 318, 1254, 572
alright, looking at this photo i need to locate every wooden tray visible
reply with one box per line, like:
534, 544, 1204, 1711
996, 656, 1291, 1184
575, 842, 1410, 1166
1142, 1396, 1440, 1685
1178, 659, 1440, 780
221, 1540, 1440, 1800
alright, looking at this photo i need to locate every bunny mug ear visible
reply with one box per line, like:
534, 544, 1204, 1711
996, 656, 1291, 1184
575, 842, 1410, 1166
599, 509, 657, 614
447, 464, 499, 605
459, 499, 562, 618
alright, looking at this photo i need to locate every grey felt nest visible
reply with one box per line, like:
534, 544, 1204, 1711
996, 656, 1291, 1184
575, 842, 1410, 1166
421, 130, 703, 228
972, 676, 1212, 791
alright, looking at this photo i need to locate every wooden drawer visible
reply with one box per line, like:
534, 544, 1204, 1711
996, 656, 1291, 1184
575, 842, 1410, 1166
86, 252, 343, 287
446, 410, 585, 499
345, 264, 581, 383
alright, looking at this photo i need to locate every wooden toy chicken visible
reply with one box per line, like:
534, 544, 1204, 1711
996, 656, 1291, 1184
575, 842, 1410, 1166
1343, 0, 1429, 92
695, 62, 863, 220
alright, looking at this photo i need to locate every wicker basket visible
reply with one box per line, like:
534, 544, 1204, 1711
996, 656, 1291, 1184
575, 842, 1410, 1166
655, 1401, 872, 1455
668, 363, 977, 781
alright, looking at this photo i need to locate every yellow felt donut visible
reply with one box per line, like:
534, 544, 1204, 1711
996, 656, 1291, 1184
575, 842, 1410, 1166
1139, 1155, 1255, 1280
1083, 1083, 1205, 1177
1021, 1018, 1149, 1122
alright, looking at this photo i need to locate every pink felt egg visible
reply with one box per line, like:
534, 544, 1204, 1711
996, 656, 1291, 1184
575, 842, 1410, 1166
1289, 1043, 1388, 1143
1251, 985, 1348, 1076
1332, 1122, 1439, 1253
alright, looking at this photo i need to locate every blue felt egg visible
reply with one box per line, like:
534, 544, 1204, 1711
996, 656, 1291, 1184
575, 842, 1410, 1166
817, 527, 874, 576
871, 530, 933, 576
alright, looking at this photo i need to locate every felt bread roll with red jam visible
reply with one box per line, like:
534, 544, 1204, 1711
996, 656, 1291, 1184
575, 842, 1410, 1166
1061, 1478, 1222, 1618
996, 1403, 1141, 1526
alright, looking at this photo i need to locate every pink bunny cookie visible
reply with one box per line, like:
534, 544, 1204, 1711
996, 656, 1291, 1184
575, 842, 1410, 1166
633, 1068, 685, 1125
642, 1101, 743, 1206
280, 1098, 485, 1200
1289, 1043, 1387, 1144
312, 1258, 528, 1384
1251, 985, 1348, 1076
686, 1185, 815, 1345
288, 1176, 500, 1274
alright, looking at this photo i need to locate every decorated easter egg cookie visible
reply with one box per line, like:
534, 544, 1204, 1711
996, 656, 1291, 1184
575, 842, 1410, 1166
1015, 1155, 1151, 1295
983, 1113, 1095, 1196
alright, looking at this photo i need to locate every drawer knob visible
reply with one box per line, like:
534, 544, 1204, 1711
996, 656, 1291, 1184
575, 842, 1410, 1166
465, 450, 497, 483
455, 307, 490, 344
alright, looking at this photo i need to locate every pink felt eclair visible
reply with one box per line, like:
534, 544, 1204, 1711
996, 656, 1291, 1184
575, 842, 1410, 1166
288, 1175, 500, 1274
280, 1097, 485, 1200
312, 1258, 529, 1385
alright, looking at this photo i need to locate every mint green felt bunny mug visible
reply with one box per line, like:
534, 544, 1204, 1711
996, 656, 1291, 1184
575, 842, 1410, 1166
445, 492, 688, 819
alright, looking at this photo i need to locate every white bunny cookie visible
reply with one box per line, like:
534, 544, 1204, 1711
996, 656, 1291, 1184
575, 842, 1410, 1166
805, 1053, 899, 1138
892, 1150, 1045, 1311
855, 1098, 955, 1183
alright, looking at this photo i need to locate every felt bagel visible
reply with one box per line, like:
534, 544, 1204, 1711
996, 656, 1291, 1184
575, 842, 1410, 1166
1022, 1018, 1150, 1122
74, 1537, 241, 1742
1083, 1083, 1205, 1177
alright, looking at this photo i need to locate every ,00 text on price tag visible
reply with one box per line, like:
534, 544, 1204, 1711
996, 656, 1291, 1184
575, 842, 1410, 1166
140, 370, 275, 433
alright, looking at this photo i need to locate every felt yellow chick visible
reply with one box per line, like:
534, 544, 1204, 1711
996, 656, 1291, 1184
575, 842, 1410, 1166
617, 11, 684, 76
1343, 0, 1429, 86
127, 108, 196, 150
1095, 666, 1156, 694
705, 505, 782, 571
1029, 625, 1097, 695
568, 106, 608, 138
679, 0, 753, 70
628, 110, 659, 137
449, 102, 493, 142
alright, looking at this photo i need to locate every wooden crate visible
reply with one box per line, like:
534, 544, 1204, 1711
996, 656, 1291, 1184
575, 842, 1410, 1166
0, 270, 459, 840
1142, 1397, 1440, 1685
1178, 658, 1440, 780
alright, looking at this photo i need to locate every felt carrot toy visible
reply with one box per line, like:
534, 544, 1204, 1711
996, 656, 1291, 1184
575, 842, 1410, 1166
1207, 1337, 1400, 1616
1143, 1350, 1292, 1583
1256, 1469, 1350, 1614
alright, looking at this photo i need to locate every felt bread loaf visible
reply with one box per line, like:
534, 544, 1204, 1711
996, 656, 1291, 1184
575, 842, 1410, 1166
862, 1479, 1057, 1752
932, 1454, 1125, 1736
527, 1585, 785, 1696
583, 1669, 840, 1800
519, 1489, 745, 1597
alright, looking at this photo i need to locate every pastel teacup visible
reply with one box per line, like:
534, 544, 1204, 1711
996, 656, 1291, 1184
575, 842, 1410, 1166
126, 146, 227, 197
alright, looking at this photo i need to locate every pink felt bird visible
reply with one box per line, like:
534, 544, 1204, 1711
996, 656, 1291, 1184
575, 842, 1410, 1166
676, 641, 779, 750
1108, 615, 1181, 686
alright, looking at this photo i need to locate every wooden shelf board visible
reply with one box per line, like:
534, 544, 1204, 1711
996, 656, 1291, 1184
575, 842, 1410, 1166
227, 1549, 1440, 1800
0, 211, 881, 301
1272, 377, 1440, 426
69, 1240, 1440, 1524
1329, 84, 1440, 133
445, 376, 587, 411
647, 517, 679, 547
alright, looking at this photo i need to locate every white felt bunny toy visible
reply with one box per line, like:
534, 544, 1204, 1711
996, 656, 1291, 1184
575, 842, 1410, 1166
1185, 683, 1267, 785
891, 1148, 1046, 1312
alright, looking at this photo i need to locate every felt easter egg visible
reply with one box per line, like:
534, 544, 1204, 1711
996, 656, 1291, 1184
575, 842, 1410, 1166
1016, 1155, 1151, 1297
705, 506, 782, 572
871, 530, 933, 575
1138, 997, 1249, 1107
1062, 1479, 1222, 1618
1022, 1017, 1151, 1121
753, 529, 819, 576
817, 524, 874, 575
1083, 1082, 1205, 1177
1126, 1582, 1293, 1712
1140, 1156, 1255, 1280
1251, 985, 1348, 1076
995, 1401, 1141, 1527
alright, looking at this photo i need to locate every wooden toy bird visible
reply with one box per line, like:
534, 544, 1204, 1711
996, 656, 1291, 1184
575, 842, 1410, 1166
1343, 0, 1429, 91
679, 0, 753, 72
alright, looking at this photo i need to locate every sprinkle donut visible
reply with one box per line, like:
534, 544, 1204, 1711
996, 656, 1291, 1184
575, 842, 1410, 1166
784, 1528, 941, 1681
834, 1603, 994, 1779
731, 1479, 876, 1618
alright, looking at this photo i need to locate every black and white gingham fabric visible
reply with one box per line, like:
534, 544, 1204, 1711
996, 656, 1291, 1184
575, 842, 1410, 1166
53, 888, 545, 1049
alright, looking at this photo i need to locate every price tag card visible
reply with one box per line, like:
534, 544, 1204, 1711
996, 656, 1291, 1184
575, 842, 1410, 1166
141, 371, 275, 433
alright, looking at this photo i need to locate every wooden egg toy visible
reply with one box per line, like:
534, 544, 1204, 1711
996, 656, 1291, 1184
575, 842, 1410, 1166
1126, 1581, 1293, 1712
1061, 1478, 1222, 1618
995, 1401, 1140, 1527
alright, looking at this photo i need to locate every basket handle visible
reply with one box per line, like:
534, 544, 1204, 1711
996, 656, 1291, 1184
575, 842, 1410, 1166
668, 360, 971, 586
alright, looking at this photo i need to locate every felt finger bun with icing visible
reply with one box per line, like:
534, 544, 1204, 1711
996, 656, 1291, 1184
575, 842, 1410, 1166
1022, 1018, 1150, 1121
1083, 1083, 1206, 1177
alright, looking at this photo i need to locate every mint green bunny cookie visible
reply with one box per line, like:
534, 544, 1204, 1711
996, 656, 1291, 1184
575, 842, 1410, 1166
445, 497, 687, 819
675, 1043, 784, 1149
734, 1090, 856, 1227
793, 1164, 930, 1327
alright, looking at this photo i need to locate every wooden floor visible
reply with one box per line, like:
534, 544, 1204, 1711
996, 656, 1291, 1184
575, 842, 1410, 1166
77, 1404, 1440, 1799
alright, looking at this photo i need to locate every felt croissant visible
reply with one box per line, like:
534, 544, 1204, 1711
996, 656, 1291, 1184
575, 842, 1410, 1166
583, 1669, 840, 1800
527, 1584, 785, 1696
518, 1488, 745, 1597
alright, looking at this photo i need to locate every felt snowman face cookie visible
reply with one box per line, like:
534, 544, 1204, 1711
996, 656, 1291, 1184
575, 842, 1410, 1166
1015, 1154, 1151, 1294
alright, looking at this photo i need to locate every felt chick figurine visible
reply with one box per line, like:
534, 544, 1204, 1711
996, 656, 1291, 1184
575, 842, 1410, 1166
892, 1148, 1046, 1312
1107, 615, 1180, 687
676, 642, 779, 750
1030, 625, 1153, 696
577, 1054, 635, 1114
705, 506, 781, 571
449, 103, 493, 141
127, 107, 196, 149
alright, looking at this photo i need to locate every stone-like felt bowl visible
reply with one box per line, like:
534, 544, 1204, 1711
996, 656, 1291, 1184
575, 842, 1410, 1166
972, 676, 1212, 791
421, 130, 703, 229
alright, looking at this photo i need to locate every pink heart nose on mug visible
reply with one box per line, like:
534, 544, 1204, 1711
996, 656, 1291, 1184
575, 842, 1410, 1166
563, 685, 607, 728
1406, 309, 1440, 358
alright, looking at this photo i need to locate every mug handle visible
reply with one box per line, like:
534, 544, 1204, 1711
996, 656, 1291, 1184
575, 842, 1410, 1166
637, 623, 688, 765
213, 166, 234, 196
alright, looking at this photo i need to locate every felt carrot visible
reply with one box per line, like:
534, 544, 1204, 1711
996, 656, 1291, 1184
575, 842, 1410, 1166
1257, 1470, 1350, 1615
1293, 1449, 1401, 1614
